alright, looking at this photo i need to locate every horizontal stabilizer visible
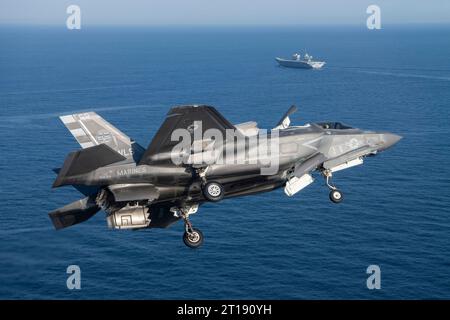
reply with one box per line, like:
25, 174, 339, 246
52, 168, 99, 195
53, 144, 127, 188
49, 196, 100, 230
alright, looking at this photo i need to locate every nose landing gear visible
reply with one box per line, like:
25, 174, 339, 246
323, 170, 343, 204
329, 189, 343, 203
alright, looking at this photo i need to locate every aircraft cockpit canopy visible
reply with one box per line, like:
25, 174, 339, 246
316, 122, 353, 130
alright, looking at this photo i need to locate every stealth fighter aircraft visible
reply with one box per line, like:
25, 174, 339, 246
50, 105, 401, 248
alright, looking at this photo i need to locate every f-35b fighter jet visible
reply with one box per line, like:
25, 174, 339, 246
50, 105, 401, 248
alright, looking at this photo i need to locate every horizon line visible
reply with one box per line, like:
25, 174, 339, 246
1, 22, 450, 28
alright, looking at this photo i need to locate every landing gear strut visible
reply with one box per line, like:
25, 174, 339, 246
180, 209, 204, 248
323, 170, 343, 204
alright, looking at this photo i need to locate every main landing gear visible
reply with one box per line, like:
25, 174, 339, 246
177, 206, 204, 249
323, 170, 343, 204
196, 167, 225, 202
183, 221, 204, 248
202, 181, 224, 202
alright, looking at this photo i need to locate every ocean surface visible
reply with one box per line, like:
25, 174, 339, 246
0, 25, 449, 299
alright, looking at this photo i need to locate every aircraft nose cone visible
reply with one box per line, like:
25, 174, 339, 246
380, 133, 402, 150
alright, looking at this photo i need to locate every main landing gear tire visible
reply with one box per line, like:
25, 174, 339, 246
329, 189, 343, 204
183, 228, 204, 248
202, 181, 224, 202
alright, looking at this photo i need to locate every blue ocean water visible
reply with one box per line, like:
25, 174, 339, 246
0, 25, 449, 299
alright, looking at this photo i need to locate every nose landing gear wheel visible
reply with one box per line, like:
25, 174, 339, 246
323, 170, 344, 204
202, 181, 224, 202
183, 228, 204, 248
329, 189, 343, 203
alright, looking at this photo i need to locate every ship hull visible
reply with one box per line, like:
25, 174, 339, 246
275, 57, 325, 69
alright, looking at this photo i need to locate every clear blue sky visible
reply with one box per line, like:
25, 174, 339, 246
1, 0, 449, 25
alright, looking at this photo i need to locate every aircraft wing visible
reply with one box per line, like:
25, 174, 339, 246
139, 105, 236, 165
